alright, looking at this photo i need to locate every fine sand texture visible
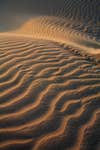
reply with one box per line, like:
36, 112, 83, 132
0, 35, 100, 150
0, 0, 100, 150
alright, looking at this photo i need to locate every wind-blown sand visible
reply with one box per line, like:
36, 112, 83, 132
0, 0, 100, 150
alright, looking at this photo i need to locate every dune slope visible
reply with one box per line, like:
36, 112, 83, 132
0, 35, 100, 150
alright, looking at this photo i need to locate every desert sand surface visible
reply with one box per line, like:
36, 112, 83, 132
0, 0, 100, 150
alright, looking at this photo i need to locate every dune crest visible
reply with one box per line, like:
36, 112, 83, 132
1, 15, 100, 60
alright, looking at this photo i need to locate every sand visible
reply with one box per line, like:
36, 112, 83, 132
0, 0, 100, 150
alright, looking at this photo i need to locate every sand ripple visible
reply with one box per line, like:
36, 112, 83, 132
0, 36, 100, 150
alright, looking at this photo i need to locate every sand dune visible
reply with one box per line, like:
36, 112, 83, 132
0, 35, 100, 150
0, 0, 100, 150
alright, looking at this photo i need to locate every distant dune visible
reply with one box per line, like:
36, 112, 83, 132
0, 0, 100, 57
0, 0, 100, 150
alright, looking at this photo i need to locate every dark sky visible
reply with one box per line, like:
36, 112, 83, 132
0, 0, 99, 18
0, 0, 63, 32
0, 0, 99, 32
0, 0, 62, 15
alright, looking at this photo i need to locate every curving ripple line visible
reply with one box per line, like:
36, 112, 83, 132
0, 36, 100, 150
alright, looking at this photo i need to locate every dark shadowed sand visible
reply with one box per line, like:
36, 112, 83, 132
0, 0, 100, 150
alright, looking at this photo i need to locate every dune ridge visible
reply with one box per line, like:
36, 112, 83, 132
1, 15, 100, 59
0, 0, 100, 58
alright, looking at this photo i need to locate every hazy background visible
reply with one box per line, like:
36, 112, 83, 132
0, 0, 99, 32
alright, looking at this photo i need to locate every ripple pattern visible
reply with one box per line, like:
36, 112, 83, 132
0, 36, 100, 150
